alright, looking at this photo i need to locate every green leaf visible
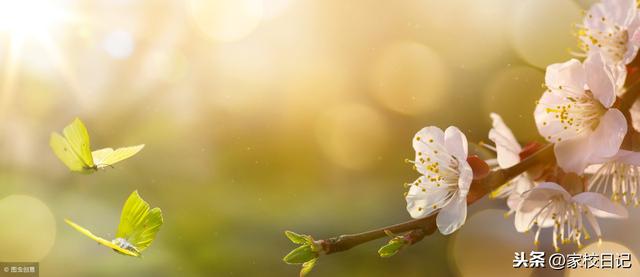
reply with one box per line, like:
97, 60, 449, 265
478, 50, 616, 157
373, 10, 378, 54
378, 237, 406, 258
285, 230, 308, 244
283, 244, 318, 264
299, 258, 317, 277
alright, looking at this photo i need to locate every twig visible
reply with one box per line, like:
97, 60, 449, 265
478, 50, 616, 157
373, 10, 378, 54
318, 144, 555, 255
620, 78, 640, 112
310, 72, 640, 258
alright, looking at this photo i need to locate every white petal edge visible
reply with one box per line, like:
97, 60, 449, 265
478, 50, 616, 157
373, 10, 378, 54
589, 108, 627, 160
412, 126, 445, 154
489, 113, 521, 168
444, 126, 468, 161
573, 192, 629, 219
554, 136, 593, 174
457, 159, 473, 196
612, 149, 640, 166
544, 59, 585, 91
436, 194, 467, 235
584, 52, 616, 107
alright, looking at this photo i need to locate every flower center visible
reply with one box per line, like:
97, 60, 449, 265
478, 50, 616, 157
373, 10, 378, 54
544, 90, 606, 139
589, 161, 640, 206
580, 21, 629, 63
415, 143, 460, 188
530, 197, 589, 250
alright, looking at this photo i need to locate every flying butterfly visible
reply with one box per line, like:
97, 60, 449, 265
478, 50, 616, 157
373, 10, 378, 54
50, 118, 144, 173
65, 191, 163, 257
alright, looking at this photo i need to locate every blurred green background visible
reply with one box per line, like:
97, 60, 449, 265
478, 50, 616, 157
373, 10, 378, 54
0, 0, 638, 276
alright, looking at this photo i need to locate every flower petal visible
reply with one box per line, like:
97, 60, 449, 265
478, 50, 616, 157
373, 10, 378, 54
489, 113, 521, 168
444, 126, 468, 161
412, 126, 445, 175
515, 197, 544, 232
612, 64, 627, 95
457, 159, 473, 196
515, 184, 567, 232
506, 192, 523, 211
573, 192, 629, 219
605, 0, 636, 25
534, 89, 581, 142
405, 176, 451, 219
544, 59, 585, 91
436, 194, 467, 235
533, 182, 572, 200
631, 28, 640, 47
585, 52, 617, 107
562, 109, 627, 171
585, 0, 637, 29
413, 126, 445, 154
554, 136, 593, 174
612, 149, 640, 166
515, 183, 560, 231
506, 175, 533, 209
589, 108, 627, 160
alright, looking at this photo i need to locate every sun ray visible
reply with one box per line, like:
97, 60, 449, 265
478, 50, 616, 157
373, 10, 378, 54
39, 34, 84, 103
0, 35, 24, 124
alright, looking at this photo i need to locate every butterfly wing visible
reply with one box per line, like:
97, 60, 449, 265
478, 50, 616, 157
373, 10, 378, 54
64, 219, 140, 257
116, 191, 163, 252
50, 133, 90, 172
92, 145, 144, 169
91, 148, 114, 167
62, 118, 95, 168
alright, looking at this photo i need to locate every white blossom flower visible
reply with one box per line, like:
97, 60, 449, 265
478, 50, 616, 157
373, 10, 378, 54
405, 126, 473, 235
488, 113, 521, 169
587, 149, 640, 206
515, 182, 627, 250
579, 0, 640, 66
534, 53, 627, 174
485, 113, 535, 216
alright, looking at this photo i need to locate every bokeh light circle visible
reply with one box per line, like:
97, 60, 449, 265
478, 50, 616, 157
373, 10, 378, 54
510, 0, 582, 69
0, 195, 56, 261
316, 103, 389, 170
280, 59, 352, 127
566, 241, 640, 277
450, 209, 533, 277
482, 65, 544, 142
410, 0, 514, 69
369, 41, 449, 115
102, 30, 135, 59
188, 0, 264, 43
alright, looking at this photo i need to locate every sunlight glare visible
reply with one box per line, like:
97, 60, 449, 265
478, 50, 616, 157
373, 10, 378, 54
0, 0, 65, 38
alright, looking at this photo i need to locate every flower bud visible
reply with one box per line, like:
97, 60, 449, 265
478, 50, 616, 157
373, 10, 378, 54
284, 244, 319, 264
285, 230, 310, 244
378, 237, 406, 258
300, 258, 318, 277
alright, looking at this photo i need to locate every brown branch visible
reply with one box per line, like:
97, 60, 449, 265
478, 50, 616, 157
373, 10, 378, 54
620, 78, 640, 113
318, 144, 555, 255
312, 76, 640, 258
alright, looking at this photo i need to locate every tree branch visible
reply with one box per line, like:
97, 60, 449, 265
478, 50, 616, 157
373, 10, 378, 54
310, 72, 640, 258
620, 78, 640, 113
318, 144, 555, 255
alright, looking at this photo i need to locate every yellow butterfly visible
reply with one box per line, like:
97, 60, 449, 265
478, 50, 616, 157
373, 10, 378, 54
50, 118, 144, 173
65, 191, 163, 257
